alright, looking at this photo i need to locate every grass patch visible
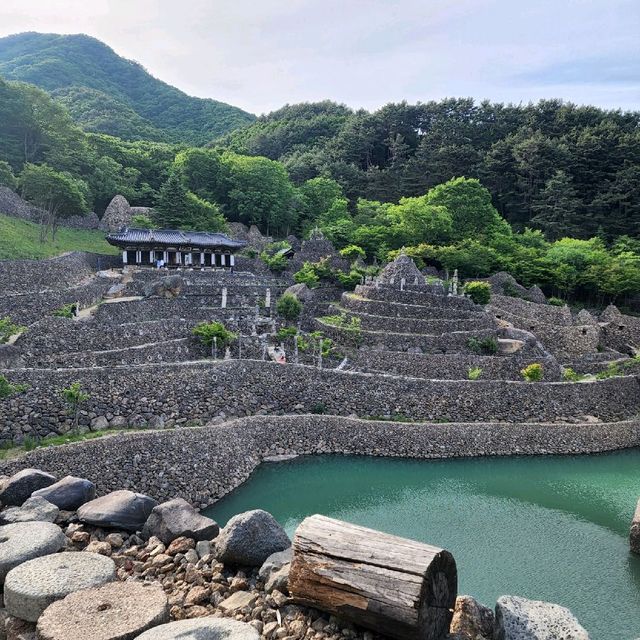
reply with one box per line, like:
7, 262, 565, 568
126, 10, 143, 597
0, 428, 130, 460
0, 213, 118, 260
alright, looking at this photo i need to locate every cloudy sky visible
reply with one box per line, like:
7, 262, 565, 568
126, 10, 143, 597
0, 0, 638, 115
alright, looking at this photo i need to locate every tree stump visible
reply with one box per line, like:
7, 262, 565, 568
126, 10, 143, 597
289, 515, 457, 640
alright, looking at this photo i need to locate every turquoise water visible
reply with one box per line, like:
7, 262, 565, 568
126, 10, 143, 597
205, 451, 640, 640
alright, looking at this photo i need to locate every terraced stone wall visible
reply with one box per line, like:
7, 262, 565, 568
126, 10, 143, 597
490, 296, 573, 326
0, 278, 113, 325
349, 351, 563, 381
1, 414, 639, 507
1, 360, 637, 443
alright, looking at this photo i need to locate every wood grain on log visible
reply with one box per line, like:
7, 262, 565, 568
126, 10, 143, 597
289, 515, 457, 640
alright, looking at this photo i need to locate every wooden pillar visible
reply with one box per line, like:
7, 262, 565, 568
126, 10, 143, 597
230, 254, 235, 268
289, 515, 457, 640
122, 250, 127, 264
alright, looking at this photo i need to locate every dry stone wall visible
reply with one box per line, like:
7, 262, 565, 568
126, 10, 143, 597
1, 414, 639, 507
1, 360, 638, 443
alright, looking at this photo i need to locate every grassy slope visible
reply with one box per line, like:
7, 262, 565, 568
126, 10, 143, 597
0, 213, 118, 259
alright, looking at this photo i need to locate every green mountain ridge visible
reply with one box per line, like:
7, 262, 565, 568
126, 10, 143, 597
0, 32, 255, 145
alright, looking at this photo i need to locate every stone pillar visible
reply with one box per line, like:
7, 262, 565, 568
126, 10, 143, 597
400, 277, 406, 291
265, 288, 271, 309
200, 253, 205, 266
122, 250, 127, 264
136, 250, 142, 265
163, 251, 169, 265
222, 253, 228, 267
230, 254, 235, 267
221, 287, 227, 309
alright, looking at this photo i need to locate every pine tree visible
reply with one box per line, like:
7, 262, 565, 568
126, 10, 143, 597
531, 170, 582, 240
154, 171, 188, 228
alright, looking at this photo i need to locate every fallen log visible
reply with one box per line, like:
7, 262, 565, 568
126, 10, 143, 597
289, 514, 457, 640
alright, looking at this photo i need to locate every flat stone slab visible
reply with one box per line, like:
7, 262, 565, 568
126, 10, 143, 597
494, 595, 589, 640
142, 497, 219, 545
0, 468, 56, 506
77, 490, 157, 531
5, 551, 116, 622
37, 580, 169, 640
0, 496, 59, 524
32, 475, 96, 511
0, 521, 65, 584
135, 618, 260, 640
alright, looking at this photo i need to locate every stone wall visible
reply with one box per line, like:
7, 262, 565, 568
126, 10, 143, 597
490, 296, 573, 326
0, 187, 101, 230
0, 252, 117, 295
349, 351, 563, 381
0, 278, 113, 325
317, 319, 498, 353
329, 305, 495, 334
355, 285, 476, 310
600, 310, 640, 354
1, 414, 638, 507
0, 360, 638, 443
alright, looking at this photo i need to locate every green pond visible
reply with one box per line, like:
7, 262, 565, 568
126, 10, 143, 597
205, 450, 640, 640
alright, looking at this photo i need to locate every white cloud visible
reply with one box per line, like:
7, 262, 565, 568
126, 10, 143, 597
0, 0, 637, 114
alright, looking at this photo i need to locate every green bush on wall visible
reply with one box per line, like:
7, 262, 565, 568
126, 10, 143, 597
276, 293, 302, 322
521, 363, 543, 382
464, 281, 491, 305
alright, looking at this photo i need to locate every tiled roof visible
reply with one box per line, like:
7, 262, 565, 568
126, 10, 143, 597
106, 228, 247, 249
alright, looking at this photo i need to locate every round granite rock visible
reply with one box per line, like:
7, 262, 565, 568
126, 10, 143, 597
135, 618, 260, 640
5, 552, 116, 622
0, 521, 65, 584
37, 581, 169, 640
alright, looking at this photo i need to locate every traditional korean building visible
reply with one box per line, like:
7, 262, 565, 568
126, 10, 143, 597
106, 228, 247, 268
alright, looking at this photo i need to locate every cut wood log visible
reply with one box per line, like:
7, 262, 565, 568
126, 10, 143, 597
289, 515, 457, 640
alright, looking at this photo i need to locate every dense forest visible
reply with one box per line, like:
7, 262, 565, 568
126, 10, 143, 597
217, 100, 640, 242
0, 33, 639, 305
0, 32, 255, 144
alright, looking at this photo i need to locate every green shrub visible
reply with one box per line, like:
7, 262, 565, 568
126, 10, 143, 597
335, 269, 363, 290
52, 303, 77, 318
0, 317, 25, 344
562, 367, 586, 382
339, 245, 366, 261
294, 262, 320, 288
467, 336, 498, 355
0, 375, 28, 398
468, 366, 483, 380
275, 326, 298, 342
261, 251, 288, 273
309, 402, 327, 414
548, 297, 566, 307
521, 363, 543, 382
276, 293, 302, 322
131, 214, 154, 229
464, 281, 491, 305
61, 382, 90, 431
192, 321, 236, 350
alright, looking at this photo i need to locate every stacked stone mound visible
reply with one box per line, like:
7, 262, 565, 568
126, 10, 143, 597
320, 254, 561, 381
99, 195, 134, 232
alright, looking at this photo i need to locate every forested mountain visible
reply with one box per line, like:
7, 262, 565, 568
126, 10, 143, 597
0, 32, 255, 144
217, 99, 640, 240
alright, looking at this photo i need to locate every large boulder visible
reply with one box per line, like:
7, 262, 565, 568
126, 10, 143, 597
5, 552, 116, 622
259, 547, 293, 595
0, 522, 66, 584
32, 475, 96, 511
36, 581, 169, 640
100, 195, 132, 232
216, 509, 290, 567
284, 283, 314, 303
0, 468, 56, 506
631, 498, 640, 555
0, 496, 58, 524
142, 498, 219, 545
494, 595, 589, 640
135, 618, 259, 640
77, 490, 157, 531
144, 275, 184, 299
449, 595, 494, 639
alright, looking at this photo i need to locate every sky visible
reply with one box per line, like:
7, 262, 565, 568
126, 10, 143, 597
0, 0, 638, 115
